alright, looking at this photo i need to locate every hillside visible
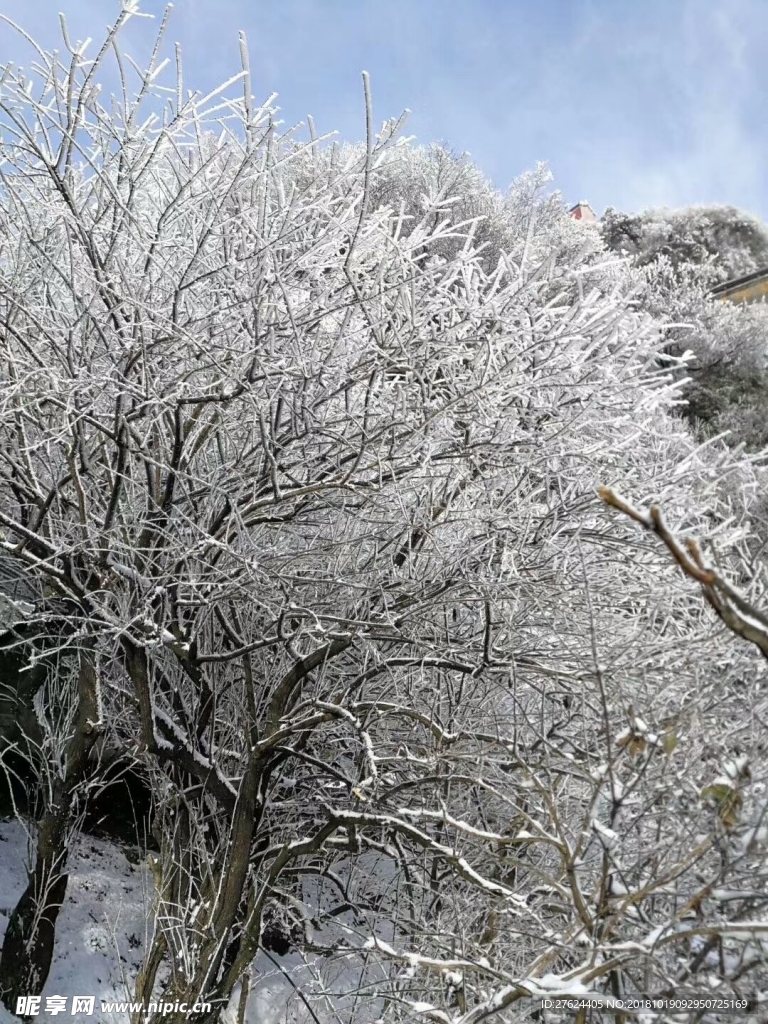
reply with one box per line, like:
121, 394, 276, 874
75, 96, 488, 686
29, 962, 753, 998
601, 203, 768, 282
598, 204, 768, 452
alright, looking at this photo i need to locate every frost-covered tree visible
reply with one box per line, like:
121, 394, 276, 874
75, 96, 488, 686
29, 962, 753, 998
1, 9, 768, 1024
601, 204, 768, 282
601, 205, 768, 454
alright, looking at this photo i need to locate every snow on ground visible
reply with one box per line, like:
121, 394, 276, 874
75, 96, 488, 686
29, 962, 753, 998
0, 817, 328, 1023
0, 817, 150, 1023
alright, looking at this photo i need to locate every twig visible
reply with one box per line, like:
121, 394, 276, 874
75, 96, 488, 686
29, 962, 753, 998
598, 486, 768, 661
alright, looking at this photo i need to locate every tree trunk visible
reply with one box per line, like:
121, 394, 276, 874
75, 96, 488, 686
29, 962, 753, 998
0, 627, 46, 760
0, 647, 100, 1011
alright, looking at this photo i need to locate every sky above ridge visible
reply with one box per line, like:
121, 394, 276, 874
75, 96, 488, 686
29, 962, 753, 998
1, 0, 765, 222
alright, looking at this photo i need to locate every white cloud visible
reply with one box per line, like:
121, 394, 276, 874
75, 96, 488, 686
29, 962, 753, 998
1, 0, 766, 219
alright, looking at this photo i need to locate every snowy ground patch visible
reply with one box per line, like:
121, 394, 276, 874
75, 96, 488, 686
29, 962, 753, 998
0, 818, 150, 1023
0, 818, 327, 1023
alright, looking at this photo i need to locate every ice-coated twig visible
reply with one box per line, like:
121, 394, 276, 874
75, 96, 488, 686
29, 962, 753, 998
599, 485, 768, 660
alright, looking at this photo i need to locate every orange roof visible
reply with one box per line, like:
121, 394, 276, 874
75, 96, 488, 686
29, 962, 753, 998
568, 201, 597, 223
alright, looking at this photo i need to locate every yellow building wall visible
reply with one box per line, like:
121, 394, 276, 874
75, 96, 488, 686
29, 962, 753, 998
716, 277, 768, 303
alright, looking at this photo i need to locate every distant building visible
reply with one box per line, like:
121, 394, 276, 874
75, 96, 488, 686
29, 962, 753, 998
568, 201, 598, 223
710, 267, 768, 304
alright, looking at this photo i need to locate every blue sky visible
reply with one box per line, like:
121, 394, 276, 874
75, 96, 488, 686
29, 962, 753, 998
1, 0, 766, 221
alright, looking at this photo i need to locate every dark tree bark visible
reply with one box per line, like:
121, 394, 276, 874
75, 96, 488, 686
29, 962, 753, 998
0, 646, 101, 1011
0, 626, 46, 757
